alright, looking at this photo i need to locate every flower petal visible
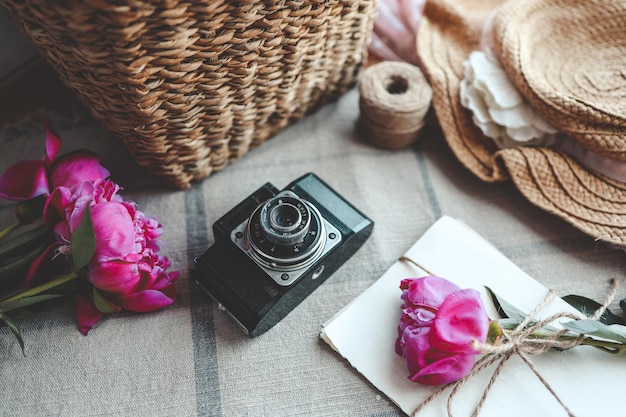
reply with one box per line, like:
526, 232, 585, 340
43, 186, 72, 229
44, 126, 62, 166
399, 325, 432, 371
409, 353, 477, 385
89, 260, 141, 294
460, 50, 557, 147
401, 276, 460, 310
469, 50, 522, 108
89, 202, 136, 263
0, 160, 49, 201
460, 78, 492, 124
49, 151, 110, 191
115, 284, 176, 312
489, 104, 533, 129
23, 242, 71, 287
506, 124, 544, 143
75, 292, 103, 335
431, 288, 489, 353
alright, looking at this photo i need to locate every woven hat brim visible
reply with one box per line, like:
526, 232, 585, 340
418, 0, 626, 247
499, 148, 626, 245
493, 0, 626, 162
417, 0, 508, 183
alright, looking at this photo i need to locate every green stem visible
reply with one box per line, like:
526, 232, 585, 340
511, 330, 626, 353
574, 336, 625, 352
0, 222, 21, 240
0, 271, 79, 305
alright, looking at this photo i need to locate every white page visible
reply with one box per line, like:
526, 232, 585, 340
321, 216, 623, 416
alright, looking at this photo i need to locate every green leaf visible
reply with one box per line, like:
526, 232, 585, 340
497, 317, 559, 337
15, 195, 46, 225
0, 225, 50, 262
484, 286, 527, 322
92, 288, 121, 314
71, 206, 96, 271
0, 294, 65, 313
562, 294, 626, 326
0, 312, 25, 356
561, 319, 626, 344
497, 318, 524, 330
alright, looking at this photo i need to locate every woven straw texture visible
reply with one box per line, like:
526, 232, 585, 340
493, 0, 626, 162
418, 0, 626, 247
1, 0, 377, 188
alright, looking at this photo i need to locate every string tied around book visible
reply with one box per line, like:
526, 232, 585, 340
399, 256, 619, 417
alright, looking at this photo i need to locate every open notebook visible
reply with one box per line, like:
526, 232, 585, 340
321, 216, 624, 416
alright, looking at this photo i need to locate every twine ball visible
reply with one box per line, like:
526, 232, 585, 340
357, 61, 433, 149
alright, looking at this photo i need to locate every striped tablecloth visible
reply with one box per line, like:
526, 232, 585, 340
1, 89, 624, 417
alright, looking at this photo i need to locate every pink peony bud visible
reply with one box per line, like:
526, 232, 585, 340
49, 150, 110, 191
396, 276, 489, 385
0, 126, 109, 201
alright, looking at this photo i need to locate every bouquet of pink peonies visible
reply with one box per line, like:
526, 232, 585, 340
0, 127, 179, 354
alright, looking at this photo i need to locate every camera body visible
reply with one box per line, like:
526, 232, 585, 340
193, 173, 374, 337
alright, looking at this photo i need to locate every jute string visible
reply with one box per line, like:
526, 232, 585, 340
399, 256, 619, 417
357, 62, 432, 150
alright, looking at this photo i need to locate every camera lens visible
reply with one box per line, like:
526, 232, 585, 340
244, 192, 327, 271
269, 203, 301, 232
259, 197, 309, 246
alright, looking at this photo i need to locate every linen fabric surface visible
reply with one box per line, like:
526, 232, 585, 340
1, 89, 625, 417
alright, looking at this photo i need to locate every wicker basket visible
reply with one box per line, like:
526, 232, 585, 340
1, 0, 377, 188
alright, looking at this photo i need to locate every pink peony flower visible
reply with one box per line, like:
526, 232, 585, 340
44, 179, 122, 238
15, 129, 178, 334
107, 251, 179, 312
60, 192, 178, 334
49, 150, 111, 191
0, 127, 109, 201
396, 276, 489, 385
0, 127, 179, 353
28, 187, 179, 334
79, 242, 179, 333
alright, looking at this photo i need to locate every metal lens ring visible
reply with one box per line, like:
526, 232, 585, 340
245, 195, 326, 271
259, 196, 310, 246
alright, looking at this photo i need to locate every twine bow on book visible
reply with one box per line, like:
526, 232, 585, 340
415, 278, 618, 417
399, 256, 619, 417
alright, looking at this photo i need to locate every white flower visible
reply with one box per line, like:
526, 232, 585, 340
459, 50, 558, 148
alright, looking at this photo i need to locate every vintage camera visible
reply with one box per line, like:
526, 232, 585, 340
193, 173, 374, 337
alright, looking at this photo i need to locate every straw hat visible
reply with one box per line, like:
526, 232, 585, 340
417, 0, 626, 247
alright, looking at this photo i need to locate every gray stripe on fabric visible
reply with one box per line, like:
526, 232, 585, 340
185, 183, 222, 417
413, 146, 442, 219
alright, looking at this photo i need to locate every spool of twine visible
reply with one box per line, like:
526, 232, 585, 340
358, 61, 433, 149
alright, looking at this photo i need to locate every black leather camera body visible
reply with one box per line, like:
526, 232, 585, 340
193, 173, 374, 337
